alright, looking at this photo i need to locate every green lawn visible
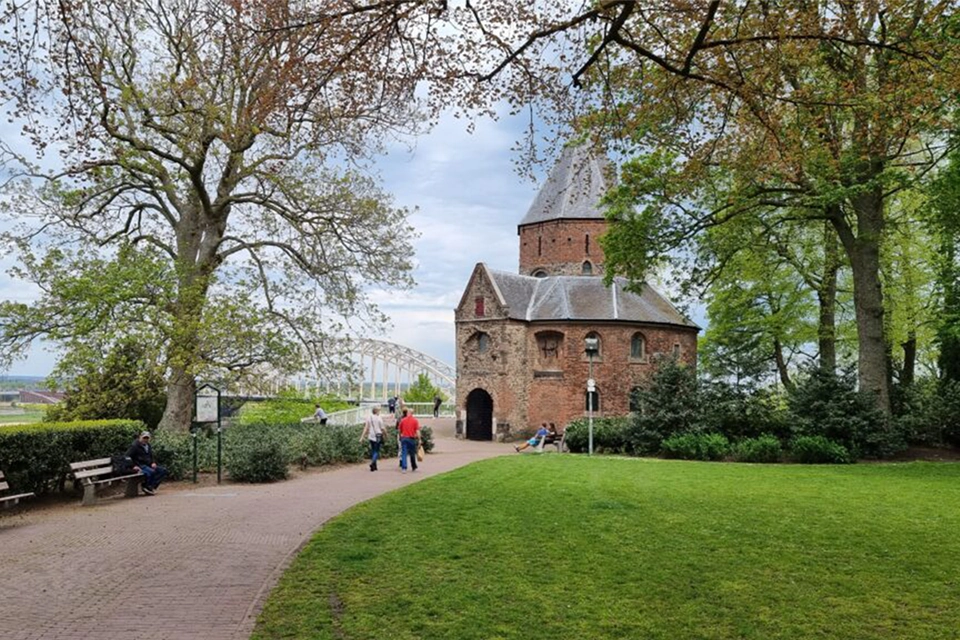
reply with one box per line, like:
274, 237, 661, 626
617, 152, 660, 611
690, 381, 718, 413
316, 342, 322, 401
253, 457, 960, 640
0, 404, 46, 425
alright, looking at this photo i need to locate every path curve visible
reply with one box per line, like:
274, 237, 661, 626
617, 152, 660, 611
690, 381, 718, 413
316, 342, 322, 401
0, 419, 511, 640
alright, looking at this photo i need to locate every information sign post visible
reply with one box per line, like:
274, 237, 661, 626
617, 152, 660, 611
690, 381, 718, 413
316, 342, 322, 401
195, 383, 222, 483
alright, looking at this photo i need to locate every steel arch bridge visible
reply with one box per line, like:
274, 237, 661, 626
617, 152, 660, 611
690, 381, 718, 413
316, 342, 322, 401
286, 338, 455, 402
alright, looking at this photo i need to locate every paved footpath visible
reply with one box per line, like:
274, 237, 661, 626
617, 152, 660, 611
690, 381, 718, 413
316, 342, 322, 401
0, 419, 511, 640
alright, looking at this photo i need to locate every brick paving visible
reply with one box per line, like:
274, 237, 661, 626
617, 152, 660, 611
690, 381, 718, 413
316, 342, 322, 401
0, 419, 511, 640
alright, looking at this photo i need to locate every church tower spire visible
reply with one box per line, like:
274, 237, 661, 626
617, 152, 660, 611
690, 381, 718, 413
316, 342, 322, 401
517, 143, 612, 277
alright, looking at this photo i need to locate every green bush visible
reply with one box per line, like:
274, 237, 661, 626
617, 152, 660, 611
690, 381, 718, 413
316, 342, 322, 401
731, 434, 783, 463
564, 417, 631, 453
628, 359, 701, 454
789, 435, 852, 464
227, 425, 290, 482
698, 383, 791, 441
0, 419, 145, 494
787, 367, 898, 458
660, 432, 730, 461
893, 378, 960, 448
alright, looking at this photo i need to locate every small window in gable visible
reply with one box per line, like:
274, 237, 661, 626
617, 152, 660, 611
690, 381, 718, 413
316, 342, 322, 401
585, 234, 591, 254
477, 332, 489, 353
475, 297, 485, 317
532, 269, 548, 278
582, 261, 593, 275
631, 333, 646, 360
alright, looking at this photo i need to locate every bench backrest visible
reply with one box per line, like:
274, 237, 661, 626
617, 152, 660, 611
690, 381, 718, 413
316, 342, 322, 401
70, 458, 114, 481
0, 469, 10, 493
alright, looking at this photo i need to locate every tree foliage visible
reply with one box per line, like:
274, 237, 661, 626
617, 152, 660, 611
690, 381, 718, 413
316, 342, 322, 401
402, 372, 444, 403
0, 0, 451, 429
44, 338, 167, 429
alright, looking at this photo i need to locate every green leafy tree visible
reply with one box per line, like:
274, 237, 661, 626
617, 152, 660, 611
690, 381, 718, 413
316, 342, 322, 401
403, 373, 444, 404
0, 0, 446, 429
468, 2, 960, 415
45, 338, 167, 429
928, 147, 960, 381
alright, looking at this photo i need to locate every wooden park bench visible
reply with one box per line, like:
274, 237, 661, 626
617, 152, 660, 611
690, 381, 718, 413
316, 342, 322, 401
70, 458, 142, 507
0, 470, 35, 509
536, 430, 567, 453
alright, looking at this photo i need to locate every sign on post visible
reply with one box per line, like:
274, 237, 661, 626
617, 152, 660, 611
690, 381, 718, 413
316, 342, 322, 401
196, 395, 218, 423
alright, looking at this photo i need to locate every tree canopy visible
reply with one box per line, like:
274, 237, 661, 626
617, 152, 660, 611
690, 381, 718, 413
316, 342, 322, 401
0, 0, 456, 429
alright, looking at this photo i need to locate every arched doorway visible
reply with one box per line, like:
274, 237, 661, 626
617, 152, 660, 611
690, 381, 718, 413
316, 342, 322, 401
466, 388, 493, 441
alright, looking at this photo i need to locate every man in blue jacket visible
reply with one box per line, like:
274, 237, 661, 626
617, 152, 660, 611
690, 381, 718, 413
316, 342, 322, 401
126, 431, 168, 495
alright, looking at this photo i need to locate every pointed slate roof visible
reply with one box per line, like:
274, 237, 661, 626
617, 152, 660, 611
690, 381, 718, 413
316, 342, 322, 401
518, 143, 611, 227
477, 264, 699, 329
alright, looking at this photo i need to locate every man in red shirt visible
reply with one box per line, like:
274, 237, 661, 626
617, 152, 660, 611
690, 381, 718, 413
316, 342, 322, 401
397, 408, 421, 473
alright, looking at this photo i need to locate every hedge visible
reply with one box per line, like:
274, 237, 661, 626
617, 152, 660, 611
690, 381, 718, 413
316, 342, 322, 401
0, 419, 146, 495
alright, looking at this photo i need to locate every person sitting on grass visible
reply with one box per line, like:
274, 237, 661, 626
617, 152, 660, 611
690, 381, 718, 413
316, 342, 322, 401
515, 423, 549, 453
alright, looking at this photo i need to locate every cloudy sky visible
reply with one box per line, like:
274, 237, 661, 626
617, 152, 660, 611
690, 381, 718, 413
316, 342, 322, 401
2, 109, 546, 377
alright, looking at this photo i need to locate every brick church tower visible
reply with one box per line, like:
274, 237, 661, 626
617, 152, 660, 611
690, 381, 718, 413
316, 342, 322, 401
455, 144, 698, 441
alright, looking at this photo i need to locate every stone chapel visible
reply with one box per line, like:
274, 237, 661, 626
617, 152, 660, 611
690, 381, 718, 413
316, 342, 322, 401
454, 143, 699, 440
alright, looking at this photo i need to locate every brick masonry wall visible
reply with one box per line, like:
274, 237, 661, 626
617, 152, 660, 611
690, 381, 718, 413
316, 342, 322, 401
524, 322, 698, 431
456, 264, 699, 440
518, 219, 608, 276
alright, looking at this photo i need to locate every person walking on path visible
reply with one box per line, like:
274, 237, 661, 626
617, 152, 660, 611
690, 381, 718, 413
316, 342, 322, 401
126, 431, 168, 495
360, 407, 386, 471
397, 408, 421, 473
433, 394, 442, 418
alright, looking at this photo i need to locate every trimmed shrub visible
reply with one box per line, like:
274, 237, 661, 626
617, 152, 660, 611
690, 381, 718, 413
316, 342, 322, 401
789, 435, 852, 464
227, 425, 290, 482
0, 419, 146, 495
731, 434, 783, 463
660, 432, 730, 461
564, 417, 631, 454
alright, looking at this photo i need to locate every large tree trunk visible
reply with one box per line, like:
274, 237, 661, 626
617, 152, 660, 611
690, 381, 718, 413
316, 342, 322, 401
159, 367, 197, 432
835, 187, 891, 414
158, 207, 219, 431
818, 218, 839, 375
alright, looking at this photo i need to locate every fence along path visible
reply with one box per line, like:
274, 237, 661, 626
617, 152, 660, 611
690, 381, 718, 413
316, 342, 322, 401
0, 418, 509, 640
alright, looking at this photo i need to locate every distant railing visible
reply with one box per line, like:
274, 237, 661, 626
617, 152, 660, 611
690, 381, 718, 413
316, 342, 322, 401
300, 402, 456, 427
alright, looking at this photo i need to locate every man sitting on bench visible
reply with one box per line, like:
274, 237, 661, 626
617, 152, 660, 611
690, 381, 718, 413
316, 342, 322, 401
127, 431, 167, 495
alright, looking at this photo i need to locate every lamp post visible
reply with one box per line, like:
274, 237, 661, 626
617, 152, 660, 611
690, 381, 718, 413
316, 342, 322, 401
584, 337, 599, 456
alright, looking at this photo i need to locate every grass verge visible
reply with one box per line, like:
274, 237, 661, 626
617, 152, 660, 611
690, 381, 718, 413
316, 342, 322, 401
253, 456, 960, 640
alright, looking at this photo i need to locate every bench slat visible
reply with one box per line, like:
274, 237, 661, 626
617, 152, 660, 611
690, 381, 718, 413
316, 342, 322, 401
0, 491, 35, 503
69, 458, 112, 472
0, 481, 9, 492
90, 473, 141, 485
73, 467, 115, 481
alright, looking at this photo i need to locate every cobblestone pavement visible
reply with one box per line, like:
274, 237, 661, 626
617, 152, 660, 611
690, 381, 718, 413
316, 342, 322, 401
0, 419, 511, 640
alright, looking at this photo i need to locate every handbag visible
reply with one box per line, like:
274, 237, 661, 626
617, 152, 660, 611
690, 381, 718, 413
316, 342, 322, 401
416, 443, 425, 462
